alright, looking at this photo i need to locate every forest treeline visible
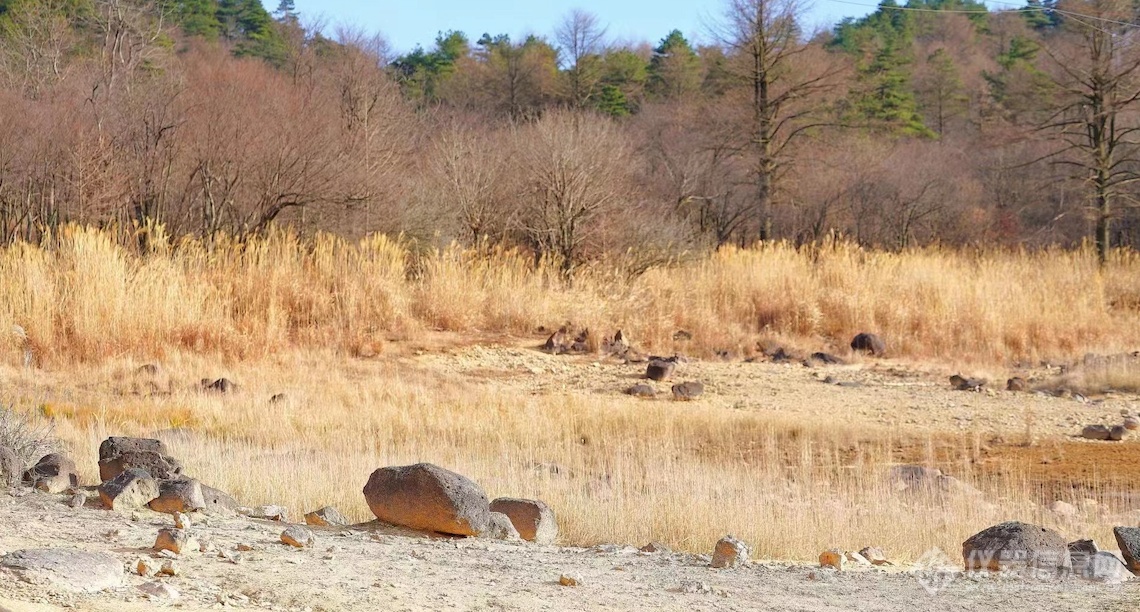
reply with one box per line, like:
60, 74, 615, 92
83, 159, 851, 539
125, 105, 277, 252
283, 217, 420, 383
2, 0, 1140, 267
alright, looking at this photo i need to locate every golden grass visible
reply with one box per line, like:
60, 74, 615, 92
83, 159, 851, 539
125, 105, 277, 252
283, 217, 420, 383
1, 226, 1139, 365
2, 227, 1140, 562
0, 351, 1127, 562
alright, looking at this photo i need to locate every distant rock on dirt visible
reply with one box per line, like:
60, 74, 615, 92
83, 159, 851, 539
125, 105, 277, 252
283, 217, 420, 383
148, 477, 206, 514
949, 375, 986, 391
362, 463, 491, 537
201, 378, 238, 393
646, 359, 677, 382
1006, 377, 1029, 392
490, 498, 557, 545
962, 521, 1071, 575
671, 381, 704, 401
849, 333, 885, 356
624, 384, 656, 398
1081, 425, 1112, 441
0, 549, 124, 593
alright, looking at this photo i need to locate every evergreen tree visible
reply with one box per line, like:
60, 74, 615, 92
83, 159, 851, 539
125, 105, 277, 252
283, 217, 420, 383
647, 29, 701, 98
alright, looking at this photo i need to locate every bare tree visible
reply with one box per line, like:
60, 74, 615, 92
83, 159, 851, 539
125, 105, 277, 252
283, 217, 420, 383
431, 122, 511, 243
715, 0, 846, 241
1036, 0, 1140, 262
0, 0, 76, 98
554, 9, 608, 107
514, 110, 630, 273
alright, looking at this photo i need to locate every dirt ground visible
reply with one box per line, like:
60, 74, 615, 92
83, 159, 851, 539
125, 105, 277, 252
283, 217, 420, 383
0, 489, 1138, 612
2, 333, 1140, 610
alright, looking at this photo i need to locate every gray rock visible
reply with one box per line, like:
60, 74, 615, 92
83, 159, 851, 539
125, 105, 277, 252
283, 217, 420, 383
148, 478, 206, 514
98, 450, 182, 482
671, 381, 704, 400
362, 463, 491, 536
98, 468, 159, 511
1110, 425, 1129, 441
624, 384, 656, 398
646, 360, 676, 382
850, 333, 886, 356
1007, 377, 1029, 392
1075, 550, 1131, 583
481, 512, 521, 541
304, 506, 349, 527
281, 525, 315, 548
0, 549, 124, 592
949, 374, 986, 391
98, 437, 168, 463
1082, 425, 1112, 441
489, 498, 557, 544
962, 522, 1071, 576
1113, 527, 1140, 575
24, 454, 79, 493
200, 484, 239, 511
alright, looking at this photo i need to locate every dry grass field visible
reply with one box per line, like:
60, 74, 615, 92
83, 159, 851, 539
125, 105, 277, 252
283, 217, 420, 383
3, 227, 1140, 563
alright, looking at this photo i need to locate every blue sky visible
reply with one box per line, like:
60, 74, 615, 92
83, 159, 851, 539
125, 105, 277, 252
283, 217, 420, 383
270, 1, 877, 54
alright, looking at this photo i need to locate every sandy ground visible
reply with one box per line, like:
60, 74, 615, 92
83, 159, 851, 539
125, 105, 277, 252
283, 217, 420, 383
0, 489, 1138, 612
2, 336, 1140, 610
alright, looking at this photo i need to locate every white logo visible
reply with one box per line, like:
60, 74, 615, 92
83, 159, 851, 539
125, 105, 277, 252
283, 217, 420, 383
914, 547, 959, 595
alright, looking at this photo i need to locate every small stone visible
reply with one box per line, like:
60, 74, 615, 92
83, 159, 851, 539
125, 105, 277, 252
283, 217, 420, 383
174, 512, 191, 529
304, 506, 349, 527
281, 525, 316, 548
154, 528, 197, 555
220, 550, 242, 564
1125, 416, 1140, 431
68, 492, 87, 508
710, 535, 748, 569
845, 551, 872, 566
640, 542, 669, 554
819, 549, 845, 571
646, 360, 676, 382
138, 581, 181, 599
135, 558, 159, 577
157, 560, 180, 577
558, 574, 580, 587
236, 543, 254, 552
1110, 425, 1129, 441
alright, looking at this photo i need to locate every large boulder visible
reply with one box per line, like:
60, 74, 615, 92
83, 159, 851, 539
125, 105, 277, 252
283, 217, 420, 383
1113, 527, 1140, 575
98, 437, 168, 463
489, 498, 557, 544
98, 437, 181, 482
148, 477, 206, 514
99, 450, 182, 482
962, 522, 1071, 576
200, 484, 240, 511
98, 468, 159, 511
23, 454, 79, 493
362, 463, 491, 536
0, 549, 124, 593
710, 535, 749, 569
0, 445, 20, 487
850, 332, 886, 356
